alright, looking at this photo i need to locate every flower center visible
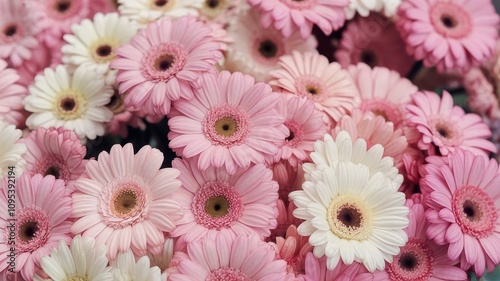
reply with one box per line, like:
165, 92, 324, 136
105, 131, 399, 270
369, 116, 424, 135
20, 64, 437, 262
90, 38, 120, 64
202, 0, 229, 19
192, 180, 243, 229
54, 90, 86, 121
203, 105, 250, 147
19, 221, 38, 242
15, 207, 51, 252
360, 50, 378, 68
65, 274, 89, 281
206, 0, 222, 8
430, 2, 472, 39
106, 89, 126, 114
150, 0, 175, 10
284, 120, 304, 148
452, 185, 497, 238
258, 40, 278, 59
206, 266, 249, 281
327, 195, 373, 240
101, 177, 150, 228
142, 42, 187, 82
387, 239, 434, 281
295, 76, 327, 101
361, 99, 403, 128
55, 0, 71, 13
44, 165, 61, 179
205, 196, 230, 218
3, 24, 17, 37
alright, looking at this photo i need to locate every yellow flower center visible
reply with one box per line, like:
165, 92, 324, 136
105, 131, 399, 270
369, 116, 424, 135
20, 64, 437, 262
327, 195, 373, 240
89, 38, 121, 64
54, 90, 86, 120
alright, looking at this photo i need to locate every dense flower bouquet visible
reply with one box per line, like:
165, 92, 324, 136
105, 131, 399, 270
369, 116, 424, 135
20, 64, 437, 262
1, 0, 500, 280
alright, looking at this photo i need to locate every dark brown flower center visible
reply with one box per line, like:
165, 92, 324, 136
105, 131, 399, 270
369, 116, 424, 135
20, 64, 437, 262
154, 0, 168, 7
3, 24, 17, 37
206, 0, 220, 8
55, 0, 71, 13
96, 45, 112, 57
19, 221, 38, 242
360, 50, 378, 68
259, 40, 278, 58
60, 97, 76, 112
441, 14, 458, 28
286, 130, 295, 141
337, 205, 362, 228
463, 200, 481, 221
106, 89, 125, 114
398, 252, 419, 271
215, 117, 238, 137
114, 190, 138, 215
154, 54, 175, 71
44, 166, 61, 179
205, 196, 230, 218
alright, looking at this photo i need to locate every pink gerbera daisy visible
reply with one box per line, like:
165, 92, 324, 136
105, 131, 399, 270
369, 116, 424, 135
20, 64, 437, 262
0, 59, 28, 128
335, 14, 415, 77
70, 143, 184, 260
111, 16, 223, 115
270, 225, 313, 279
167, 233, 289, 281
396, 0, 500, 73
168, 71, 287, 174
421, 149, 500, 277
371, 197, 468, 281
170, 157, 279, 242
247, 0, 348, 39
270, 95, 327, 167
24, 0, 92, 48
0, 0, 39, 66
270, 51, 359, 124
405, 90, 497, 157
333, 109, 408, 169
347, 63, 418, 129
23, 127, 87, 194
0, 174, 72, 280
303, 253, 371, 281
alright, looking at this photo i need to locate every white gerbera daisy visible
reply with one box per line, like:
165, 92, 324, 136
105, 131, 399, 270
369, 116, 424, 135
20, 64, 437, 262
305, 131, 402, 187
24, 65, 114, 140
0, 120, 26, 178
345, 0, 401, 19
36, 235, 113, 281
62, 13, 138, 85
118, 0, 204, 27
111, 250, 162, 281
289, 161, 409, 272
223, 8, 317, 82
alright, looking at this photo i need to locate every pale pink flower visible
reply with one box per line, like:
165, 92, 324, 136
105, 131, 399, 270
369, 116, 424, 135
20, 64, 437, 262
335, 14, 415, 77
167, 233, 289, 281
24, 0, 92, 48
70, 143, 184, 260
111, 16, 223, 115
170, 157, 279, 242
0, 0, 39, 66
168, 71, 287, 174
371, 198, 468, 281
270, 225, 313, 278
14, 42, 59, 88
270, 51, 359, 124
247, 0, 348, 39
0, 174, 72, 280
223, 8, 317, 82
23, 127, 87, 194
333, 109, 408, 169
347, 63, 418, 128
303, 253, 371, 281
271, 199, 302, 240
271, 95, 327, 167
421, 149, 500, 277
0, 59, 28, 128
462, 68, 500, 119
396, 0, 500, 73
270, 159, 304, 204
405, 90, 497, 157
